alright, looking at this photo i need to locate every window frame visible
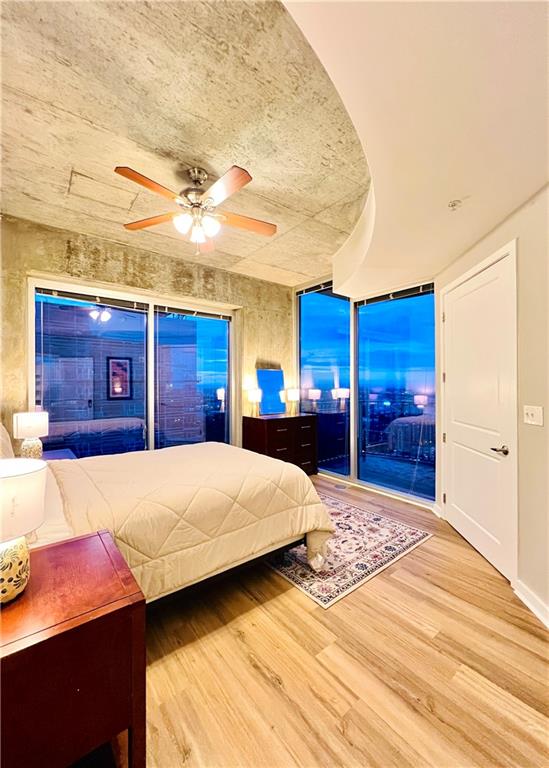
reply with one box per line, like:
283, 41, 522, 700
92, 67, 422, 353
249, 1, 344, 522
295, 278, 436, 508
27, 277, 238, 450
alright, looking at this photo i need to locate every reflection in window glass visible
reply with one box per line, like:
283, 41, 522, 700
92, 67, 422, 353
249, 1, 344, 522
154, 310, 230, 448
357, 291, 435, 500
299, 289, 351, 476
35, 292, 147, 457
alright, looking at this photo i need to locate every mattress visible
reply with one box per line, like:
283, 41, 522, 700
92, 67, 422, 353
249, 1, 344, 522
45, 442, 334, 602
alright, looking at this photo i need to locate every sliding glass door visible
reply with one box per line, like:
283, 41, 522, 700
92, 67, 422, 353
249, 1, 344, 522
356, 288, 435, 500
298, 286, 351, 475
33, 286, 231, 458
154, 307, 230, 448
35, 290, 147, 457
297, 282, 436, 499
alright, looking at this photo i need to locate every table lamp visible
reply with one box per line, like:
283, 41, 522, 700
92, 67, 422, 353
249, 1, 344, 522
0, 458, 47, 603
308, 388, 321, 412
247, 388, 262, 417
13, 411, 49, 458
286, 388, 300, 416
216, 387, 226, 413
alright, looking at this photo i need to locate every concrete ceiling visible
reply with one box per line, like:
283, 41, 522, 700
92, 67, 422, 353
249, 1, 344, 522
1, 1, 370, 286
287, 1, 548, 297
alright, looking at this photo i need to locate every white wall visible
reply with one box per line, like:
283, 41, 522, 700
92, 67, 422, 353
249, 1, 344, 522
436, 185, 548, 610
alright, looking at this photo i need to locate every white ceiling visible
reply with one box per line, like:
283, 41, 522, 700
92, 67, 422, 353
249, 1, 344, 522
1, 1, 370, 286
286, 1, 548, 297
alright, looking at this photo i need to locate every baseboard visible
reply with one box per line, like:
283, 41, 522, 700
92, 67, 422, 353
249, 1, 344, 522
513, 580, 549, 628
432, 503, 444, 519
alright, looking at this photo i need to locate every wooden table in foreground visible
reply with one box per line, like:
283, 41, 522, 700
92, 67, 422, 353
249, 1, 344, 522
0, 531, 146, 768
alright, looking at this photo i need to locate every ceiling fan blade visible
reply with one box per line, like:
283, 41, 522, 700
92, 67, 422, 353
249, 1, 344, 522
221, 211, 277, 237
114, 166, 178, 201
123, 213, 175, 230
198, 239, 215, 253
202, 166, 252, 206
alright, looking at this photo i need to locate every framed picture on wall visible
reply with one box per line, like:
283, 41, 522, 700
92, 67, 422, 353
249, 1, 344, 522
107, 357, 133, 400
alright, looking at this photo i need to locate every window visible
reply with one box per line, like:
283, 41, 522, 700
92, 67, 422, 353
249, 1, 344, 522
154, 308, 230, 448
34, 286, 231, 458
298, 286, 351, 476
356, 287, 435, 500
35, 291, 147, 457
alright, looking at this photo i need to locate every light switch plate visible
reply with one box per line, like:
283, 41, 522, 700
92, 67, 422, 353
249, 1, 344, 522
523, 405, 544, 426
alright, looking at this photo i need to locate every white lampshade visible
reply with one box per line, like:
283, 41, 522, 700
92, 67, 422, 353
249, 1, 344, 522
308, 388, 321, 401
13, 411, 49, 439
338, 388, 350, 400
286, 388, 300, 403
0, 459, 47, 542
216, 387, 226, 401
247, 388, 263, 404
414, 394, 428, 407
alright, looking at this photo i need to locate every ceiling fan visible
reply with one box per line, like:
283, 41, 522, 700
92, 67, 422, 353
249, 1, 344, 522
114, 165, 277, 254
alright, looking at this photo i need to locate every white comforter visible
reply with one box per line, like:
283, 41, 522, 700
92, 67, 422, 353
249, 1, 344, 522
47, 442, 333, 602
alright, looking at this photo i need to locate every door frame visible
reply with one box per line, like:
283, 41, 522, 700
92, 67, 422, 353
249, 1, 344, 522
439, 239, 518, 583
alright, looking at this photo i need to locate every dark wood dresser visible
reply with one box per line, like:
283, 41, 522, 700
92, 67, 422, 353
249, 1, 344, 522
0, 531, 146, 768
242, 414, 318, 475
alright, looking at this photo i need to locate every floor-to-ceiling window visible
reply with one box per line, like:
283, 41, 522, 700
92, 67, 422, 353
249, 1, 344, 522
34, 286, 231, 458
298, 285, 351, 475
35, 290, 148, 457
154, 307, 230, 448
356, 285, 435, 500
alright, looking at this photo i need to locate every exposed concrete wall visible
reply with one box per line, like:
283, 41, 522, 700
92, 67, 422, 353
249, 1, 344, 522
0, 216, 295, 440
435, 185, 548, 612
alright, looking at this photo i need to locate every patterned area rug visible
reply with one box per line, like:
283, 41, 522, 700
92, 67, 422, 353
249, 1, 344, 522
268, 493, 432, 608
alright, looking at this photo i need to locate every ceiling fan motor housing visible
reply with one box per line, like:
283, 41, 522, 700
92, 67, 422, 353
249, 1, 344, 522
188, 167, 208, 186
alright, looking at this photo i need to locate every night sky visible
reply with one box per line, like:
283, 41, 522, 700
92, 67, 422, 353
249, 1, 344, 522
299, 291, 435, 396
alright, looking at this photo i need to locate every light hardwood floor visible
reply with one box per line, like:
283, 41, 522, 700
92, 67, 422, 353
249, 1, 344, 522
145, 476, 549, 768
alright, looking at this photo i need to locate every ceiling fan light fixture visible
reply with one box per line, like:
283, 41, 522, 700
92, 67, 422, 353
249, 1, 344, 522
202, 215, 221, 238
173, 212, 193, 235
190, 224, 206, 244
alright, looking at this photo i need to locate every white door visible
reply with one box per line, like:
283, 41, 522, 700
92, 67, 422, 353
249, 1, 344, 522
442, 244, 517, 580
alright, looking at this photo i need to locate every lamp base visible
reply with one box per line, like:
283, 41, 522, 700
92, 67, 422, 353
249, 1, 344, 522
0, 536, 30, 604
20, 437, 43, 459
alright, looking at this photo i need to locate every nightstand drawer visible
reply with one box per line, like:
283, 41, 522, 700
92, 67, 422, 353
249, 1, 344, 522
267, 427, 294, 449
266, 444, 293, 461
296, 458, 315, 474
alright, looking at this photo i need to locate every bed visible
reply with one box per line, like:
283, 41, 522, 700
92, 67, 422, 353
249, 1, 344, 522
34, 441, 334, 602
44, 416, 146, 457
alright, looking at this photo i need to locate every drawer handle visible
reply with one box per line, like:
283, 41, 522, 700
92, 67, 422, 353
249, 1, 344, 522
276, 447, 288, 453
301, 443, 311, 448
276, 428, 288, 433
301, 425, 311, 430
301, 461, 311, 466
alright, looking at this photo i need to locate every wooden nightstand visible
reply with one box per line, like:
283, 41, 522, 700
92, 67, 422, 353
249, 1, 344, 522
0, 531, 146, 768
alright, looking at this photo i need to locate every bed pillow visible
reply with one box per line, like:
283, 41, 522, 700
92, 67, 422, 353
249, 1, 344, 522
0, 422, 14, 458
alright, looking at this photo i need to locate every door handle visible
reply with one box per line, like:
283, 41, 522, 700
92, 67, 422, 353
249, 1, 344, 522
491, 445, 509, 456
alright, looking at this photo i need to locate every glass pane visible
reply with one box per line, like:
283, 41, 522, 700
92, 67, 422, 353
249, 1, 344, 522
299, 289, 351, 476
357, 292, 436, 499
35, 292, 147, 457
154, 310, 230, 447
